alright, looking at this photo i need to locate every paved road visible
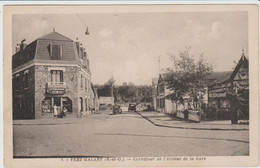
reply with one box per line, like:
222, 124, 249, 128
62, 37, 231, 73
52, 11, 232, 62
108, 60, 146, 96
13, 111, 249, 157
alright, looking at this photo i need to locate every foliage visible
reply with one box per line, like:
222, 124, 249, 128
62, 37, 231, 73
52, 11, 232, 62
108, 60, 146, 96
115, 84, 152, 103
95, 77, 115, 97
95, 81, 152, 103
164, 47, 213, 103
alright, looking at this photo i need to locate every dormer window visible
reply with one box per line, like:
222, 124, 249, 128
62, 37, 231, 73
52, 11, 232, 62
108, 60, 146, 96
49, 44, 62, 60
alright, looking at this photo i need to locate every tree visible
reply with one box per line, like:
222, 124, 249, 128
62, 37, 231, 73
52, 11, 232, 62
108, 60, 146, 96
164, 47, 213, 109
95, 76, 116, 97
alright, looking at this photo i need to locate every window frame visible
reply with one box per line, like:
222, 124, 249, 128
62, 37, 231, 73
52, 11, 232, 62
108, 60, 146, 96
50, 44, 63, 60
50, 70, 64, 83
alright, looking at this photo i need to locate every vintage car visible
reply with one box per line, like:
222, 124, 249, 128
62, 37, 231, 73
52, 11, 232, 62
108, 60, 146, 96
128, 103, 136, 112
113, 105, 122, 114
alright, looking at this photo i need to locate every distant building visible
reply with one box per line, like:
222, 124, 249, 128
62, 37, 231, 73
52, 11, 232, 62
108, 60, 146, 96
12, 30, 93, 119
98, 96, 114, 111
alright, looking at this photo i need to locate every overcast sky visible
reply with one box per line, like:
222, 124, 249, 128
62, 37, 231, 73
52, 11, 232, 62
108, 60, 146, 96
13, 12, 248, 85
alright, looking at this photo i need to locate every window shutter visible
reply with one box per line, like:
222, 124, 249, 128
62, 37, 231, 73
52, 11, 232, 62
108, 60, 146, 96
50, 44, 52, 56
51, 45, 61, 60
60, 71, 63, 82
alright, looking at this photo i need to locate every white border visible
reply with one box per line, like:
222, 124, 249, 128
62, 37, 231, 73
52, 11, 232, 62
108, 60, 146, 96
1, 1, 259, 168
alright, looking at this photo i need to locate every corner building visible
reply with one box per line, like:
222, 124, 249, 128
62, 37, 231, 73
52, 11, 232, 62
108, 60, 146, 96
12, 31, 93, 119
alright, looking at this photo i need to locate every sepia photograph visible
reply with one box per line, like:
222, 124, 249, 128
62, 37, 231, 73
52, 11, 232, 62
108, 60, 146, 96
3, 4, 259, 168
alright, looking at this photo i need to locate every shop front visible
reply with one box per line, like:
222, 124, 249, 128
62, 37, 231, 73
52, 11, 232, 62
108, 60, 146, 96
42, 96, 73, 116
41, 82, 72, 117
207, 85, 231, 120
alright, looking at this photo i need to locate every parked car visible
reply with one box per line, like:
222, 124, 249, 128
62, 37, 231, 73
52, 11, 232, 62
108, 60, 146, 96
113, 105, 122, 114
128, 103, 136, 112
120, 104, 129, 112
99, 104, 107, 111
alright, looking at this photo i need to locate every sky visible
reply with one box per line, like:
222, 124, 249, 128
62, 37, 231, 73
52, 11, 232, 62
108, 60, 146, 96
12, 12, 248, 85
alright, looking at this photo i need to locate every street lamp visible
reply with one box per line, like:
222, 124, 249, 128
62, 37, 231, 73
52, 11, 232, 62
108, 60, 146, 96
85, 27, 90, 35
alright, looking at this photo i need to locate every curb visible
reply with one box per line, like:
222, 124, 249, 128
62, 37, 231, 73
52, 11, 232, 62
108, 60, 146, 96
136, 112, 249, 131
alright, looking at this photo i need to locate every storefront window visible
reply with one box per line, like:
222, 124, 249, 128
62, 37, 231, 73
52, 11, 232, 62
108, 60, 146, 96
42, 97, 72, 114
208, 99, 219, 109
220, 99, 230, 108
62, 97, 72, 113
42, 98, 51, 113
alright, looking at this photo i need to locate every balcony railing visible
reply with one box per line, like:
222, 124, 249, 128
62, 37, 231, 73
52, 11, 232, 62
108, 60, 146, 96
48, 82, 66, 88
47, 82, 66, 94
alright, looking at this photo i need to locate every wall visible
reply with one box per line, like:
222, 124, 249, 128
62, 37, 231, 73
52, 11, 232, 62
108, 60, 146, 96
34, 65, 79, 118
99, 97, 114, 105
165, 99, 173, 114
13, 66, 35, 119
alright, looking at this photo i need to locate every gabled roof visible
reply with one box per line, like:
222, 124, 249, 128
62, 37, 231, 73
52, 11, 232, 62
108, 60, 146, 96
38, 31, 73, 42
230, 54, 248, 80
206, 71, 232, 86
158, 73, 167, 84
206, 53, 248, 86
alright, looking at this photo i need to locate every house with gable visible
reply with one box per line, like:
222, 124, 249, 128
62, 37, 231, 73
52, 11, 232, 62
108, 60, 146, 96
207, 52, 249, 120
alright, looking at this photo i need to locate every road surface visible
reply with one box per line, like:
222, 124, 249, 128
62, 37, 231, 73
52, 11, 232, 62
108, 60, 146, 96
13, 111, 249, 157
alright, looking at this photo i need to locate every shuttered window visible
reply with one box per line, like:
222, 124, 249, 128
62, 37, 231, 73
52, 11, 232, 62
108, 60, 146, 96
51, 70, 63, 83
50, 44, 62, 60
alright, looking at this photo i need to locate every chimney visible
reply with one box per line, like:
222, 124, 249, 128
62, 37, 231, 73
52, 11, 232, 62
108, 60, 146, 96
20, 39, 27, 50
75, 41, 80, 54
80, 47, 84, 59
15, 44, 20, 53
83, 51, 87, 59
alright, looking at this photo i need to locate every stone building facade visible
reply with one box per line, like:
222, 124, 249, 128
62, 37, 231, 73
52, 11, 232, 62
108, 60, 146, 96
12, 31, 95, 119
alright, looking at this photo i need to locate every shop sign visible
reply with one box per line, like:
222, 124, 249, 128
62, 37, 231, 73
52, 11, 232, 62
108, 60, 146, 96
47, 88, 66, 94
209, 92, 226, 98
209, 87, 227, 98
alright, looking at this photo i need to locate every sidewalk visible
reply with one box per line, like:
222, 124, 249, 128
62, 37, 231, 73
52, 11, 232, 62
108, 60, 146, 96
13, 112, 107, 125
136, 111, 249, 131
